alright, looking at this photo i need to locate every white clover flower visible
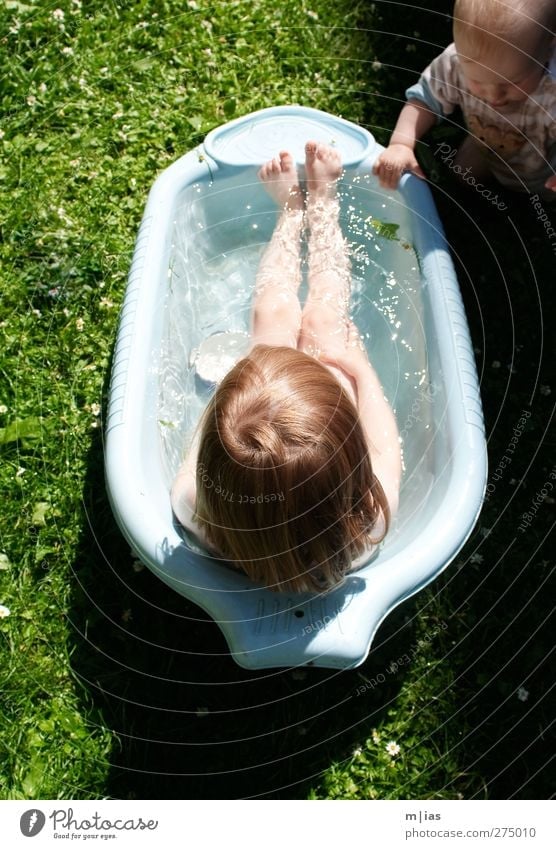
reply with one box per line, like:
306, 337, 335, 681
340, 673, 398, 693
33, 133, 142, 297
0, 604, 11, 619
352, 746, 363, 757
38, 83, 47, 94
90, 403, 101, 417
372, 60, 382, 71
16, 467, 25, 478
307, 10, 319, 20
61, 46, 74, 56
27, 94, 37, 106
385, 740, 400, 757
0, 129, 5, 140
75, 317, 84, 331
0, 404, 7, 414
371, 728, 380, 744
52, 9, 65, 21
517, 687, 529, 702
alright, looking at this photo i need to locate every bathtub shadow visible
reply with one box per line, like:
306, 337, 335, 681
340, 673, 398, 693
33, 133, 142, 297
70, 439, 419, 799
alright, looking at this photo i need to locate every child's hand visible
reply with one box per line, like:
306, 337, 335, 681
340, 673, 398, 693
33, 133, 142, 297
373, 144, 425, 190
544, 174, 556, 192
320, 323, 373, 385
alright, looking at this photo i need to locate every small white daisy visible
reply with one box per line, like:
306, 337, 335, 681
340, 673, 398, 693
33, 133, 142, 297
385, 740, 400, 757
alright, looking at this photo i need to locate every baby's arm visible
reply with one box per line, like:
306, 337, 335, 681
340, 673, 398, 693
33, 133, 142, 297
373, 100, 436, 189
322, 325, 401, 516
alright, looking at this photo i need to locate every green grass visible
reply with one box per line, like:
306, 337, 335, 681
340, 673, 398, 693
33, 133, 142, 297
1, 0, 554, 800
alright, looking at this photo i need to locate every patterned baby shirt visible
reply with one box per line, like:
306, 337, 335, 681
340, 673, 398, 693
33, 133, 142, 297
406, 42, 556, 195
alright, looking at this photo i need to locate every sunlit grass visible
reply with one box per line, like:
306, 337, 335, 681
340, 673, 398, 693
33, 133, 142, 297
1, 0, 553, 801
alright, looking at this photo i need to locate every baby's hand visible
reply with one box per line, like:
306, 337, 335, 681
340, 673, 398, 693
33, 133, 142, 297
373, 144, 425, 190
544, 174, 556, 192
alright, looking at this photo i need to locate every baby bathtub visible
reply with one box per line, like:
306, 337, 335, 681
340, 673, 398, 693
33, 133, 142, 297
105, 106, 487, 670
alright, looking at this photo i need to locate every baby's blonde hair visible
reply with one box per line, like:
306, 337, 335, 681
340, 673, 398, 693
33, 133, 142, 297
194, 344, 389, 593
453, 0, 555, 61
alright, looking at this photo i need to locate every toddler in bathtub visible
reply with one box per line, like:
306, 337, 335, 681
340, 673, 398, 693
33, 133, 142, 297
373, 0, 556, 200
171, 141, 401, 593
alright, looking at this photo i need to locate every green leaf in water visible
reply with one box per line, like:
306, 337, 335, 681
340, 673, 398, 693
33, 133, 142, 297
367, 218, 400, 241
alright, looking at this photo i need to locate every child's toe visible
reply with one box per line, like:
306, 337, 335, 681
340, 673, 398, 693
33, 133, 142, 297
305, 141, 317, 160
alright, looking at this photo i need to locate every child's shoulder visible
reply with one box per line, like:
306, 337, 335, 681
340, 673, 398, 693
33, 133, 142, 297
428, 42, 462, 82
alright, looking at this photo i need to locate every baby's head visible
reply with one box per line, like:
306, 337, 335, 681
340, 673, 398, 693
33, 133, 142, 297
194, 344, 388, 593
453, 0, 555, 107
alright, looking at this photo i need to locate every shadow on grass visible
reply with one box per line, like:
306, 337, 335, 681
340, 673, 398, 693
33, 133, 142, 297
69, 447, 417, 799
69, 0, 554, 801
359, 0, 556, 800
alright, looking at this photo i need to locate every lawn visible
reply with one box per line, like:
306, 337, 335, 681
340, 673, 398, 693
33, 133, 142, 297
0, 0, 553, 800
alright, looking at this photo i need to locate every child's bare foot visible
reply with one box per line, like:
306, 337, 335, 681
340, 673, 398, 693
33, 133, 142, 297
258, 151, 304, 210
305, 141, 343, 199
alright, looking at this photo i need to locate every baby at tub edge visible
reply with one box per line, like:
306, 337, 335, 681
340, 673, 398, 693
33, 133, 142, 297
171, 141, 401, 594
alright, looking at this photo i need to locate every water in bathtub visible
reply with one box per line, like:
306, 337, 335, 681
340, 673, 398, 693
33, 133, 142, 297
158, 168, 437, 546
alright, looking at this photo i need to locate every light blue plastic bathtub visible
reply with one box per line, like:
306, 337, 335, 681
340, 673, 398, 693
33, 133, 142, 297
105, 106, 487, 670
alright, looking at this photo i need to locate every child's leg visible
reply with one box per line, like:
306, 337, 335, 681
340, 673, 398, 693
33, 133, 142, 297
299, 142, 351, 358
251, 152, 305, 348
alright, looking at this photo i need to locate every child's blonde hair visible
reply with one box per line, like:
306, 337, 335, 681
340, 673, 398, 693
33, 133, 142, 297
453, 0, 555, 61
194, 344, 389, 593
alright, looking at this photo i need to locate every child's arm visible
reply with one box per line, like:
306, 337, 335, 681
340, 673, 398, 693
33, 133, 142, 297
322, 325, 401, 516
373, 100, 436, 189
